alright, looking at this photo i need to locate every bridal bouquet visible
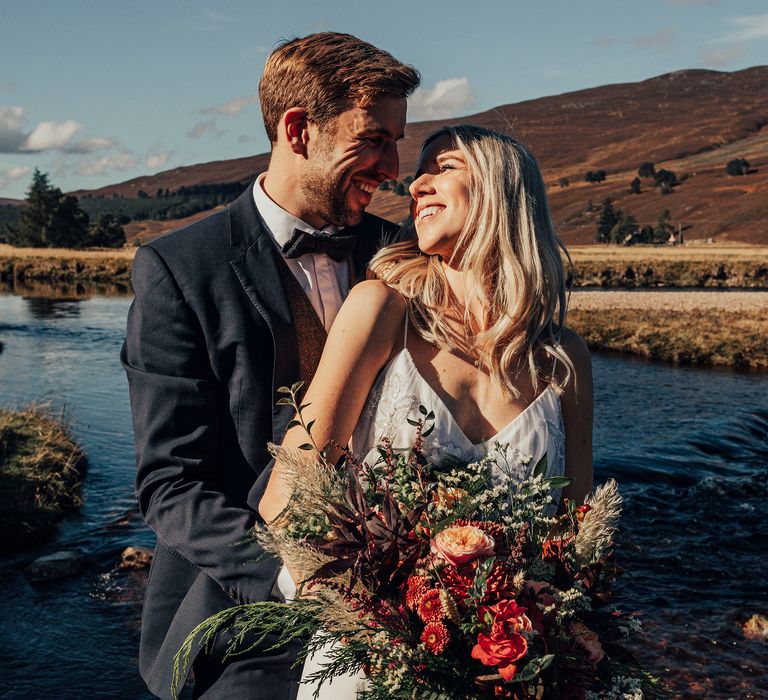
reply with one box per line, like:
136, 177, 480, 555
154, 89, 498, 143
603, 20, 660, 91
174, 383, 663, 699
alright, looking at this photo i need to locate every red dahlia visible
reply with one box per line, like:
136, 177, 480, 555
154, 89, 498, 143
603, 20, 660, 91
421, 621, 450, 654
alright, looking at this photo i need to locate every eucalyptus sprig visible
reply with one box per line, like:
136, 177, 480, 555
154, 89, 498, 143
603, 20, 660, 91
277, 381, 327, 458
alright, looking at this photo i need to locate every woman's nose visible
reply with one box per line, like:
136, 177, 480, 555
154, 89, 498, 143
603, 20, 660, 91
409, 172, 434, 199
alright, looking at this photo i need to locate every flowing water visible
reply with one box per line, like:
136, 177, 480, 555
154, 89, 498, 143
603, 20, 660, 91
0, 289, 765, 699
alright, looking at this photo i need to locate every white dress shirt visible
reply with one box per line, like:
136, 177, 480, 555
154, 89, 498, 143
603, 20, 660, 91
252, 175, 348, 331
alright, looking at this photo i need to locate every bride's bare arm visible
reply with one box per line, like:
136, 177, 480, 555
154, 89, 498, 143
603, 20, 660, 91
559, 328, 594, 505
259, 280, 406, 523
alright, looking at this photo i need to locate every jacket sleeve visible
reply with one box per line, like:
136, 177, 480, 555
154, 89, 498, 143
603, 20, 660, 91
121, 244, 278, 605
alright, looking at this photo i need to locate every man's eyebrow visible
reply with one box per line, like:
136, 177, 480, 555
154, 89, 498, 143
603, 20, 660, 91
362, 125, 405, 141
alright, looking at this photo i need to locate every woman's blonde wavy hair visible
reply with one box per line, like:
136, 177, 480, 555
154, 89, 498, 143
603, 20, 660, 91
369, 124, 574, 398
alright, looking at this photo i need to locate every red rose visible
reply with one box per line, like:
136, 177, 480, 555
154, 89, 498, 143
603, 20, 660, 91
471, 599, 532, 680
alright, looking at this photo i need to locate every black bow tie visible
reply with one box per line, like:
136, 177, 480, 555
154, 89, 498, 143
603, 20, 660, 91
281, 228, 356, 262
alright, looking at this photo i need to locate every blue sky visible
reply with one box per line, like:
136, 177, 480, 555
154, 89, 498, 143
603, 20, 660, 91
1, 0, 767, 198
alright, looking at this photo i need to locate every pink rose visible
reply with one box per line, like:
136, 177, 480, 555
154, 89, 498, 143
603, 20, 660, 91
431, 525, 495, 567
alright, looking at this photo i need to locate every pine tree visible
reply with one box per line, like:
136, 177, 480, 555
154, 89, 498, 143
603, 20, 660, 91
595, 198, 618, 243
654, 209, 673, 243
88, 214, 126, 248
5, 169, 90, 248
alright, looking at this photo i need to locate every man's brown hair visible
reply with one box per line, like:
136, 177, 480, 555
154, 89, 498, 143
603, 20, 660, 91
259, 32, 420, 143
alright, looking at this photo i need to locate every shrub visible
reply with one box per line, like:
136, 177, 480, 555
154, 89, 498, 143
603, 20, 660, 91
726, 158, 750, 176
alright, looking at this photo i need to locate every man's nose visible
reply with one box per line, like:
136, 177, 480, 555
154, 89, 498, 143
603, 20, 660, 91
377, 142, 399, 181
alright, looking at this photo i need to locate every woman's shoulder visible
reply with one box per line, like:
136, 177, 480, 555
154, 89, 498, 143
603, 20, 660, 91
331, 280, 407, 351
559, 327, 591, 370
345, 279, 407, 317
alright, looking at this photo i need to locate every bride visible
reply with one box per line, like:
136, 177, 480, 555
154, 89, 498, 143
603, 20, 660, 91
259, 124, 593, 697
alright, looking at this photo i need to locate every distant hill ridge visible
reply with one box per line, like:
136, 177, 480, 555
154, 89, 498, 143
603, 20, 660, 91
75, 66, 768, 245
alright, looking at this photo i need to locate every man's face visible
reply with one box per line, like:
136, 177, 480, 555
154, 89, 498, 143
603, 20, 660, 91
301, 97, 407, 227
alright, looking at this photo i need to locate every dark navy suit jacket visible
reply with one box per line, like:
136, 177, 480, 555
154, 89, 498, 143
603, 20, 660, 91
121, 185, 398, 698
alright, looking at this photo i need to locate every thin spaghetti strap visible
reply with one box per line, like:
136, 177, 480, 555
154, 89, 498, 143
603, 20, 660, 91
403, 309, 409, 349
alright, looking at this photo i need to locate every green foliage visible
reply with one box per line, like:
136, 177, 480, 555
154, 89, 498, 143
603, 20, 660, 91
637, 162, 656, 178
558, 177, 569, 188
610, 211, 638, 244
726, 158, 750, 176
629, 177, 641, 194
654, 208, 673, 243
595, 198, 617, 243
88, 214, 126, 248
653, 169, 677, 192
584, 169, 606, 183
5, 169, 90, 248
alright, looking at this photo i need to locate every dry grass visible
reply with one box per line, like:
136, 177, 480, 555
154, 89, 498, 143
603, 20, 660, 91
566, 244, 768, 262
568, 307, 767, 369
0, 243, 135, 284
564, 245, 768, 288
0, 243, 135, 260
0, 406, 87, 553
570, 289, 768, 313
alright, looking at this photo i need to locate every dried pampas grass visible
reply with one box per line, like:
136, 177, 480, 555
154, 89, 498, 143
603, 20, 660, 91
573, 479, 622, 567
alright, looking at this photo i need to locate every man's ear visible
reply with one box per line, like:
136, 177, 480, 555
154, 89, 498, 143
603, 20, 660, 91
281, 108, 309, 156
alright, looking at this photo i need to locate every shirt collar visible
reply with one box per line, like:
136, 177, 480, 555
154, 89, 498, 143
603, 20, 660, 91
252, 173, 338, 247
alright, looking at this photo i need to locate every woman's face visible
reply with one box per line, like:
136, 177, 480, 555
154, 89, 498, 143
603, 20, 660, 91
409, 134, 470, 260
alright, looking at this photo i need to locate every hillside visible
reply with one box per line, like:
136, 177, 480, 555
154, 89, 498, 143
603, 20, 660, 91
77, 67, 768, 245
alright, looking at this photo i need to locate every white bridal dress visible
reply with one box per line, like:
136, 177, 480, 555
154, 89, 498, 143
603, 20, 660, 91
284, 323, 566, 700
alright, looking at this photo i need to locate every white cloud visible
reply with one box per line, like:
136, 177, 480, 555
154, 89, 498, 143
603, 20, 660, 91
20, 120, 82, 151
1, 106, 114, 155
699, 46, 743, 67
188, 119, 218, 138
633, 27, 676, 50
203, 94, 259, 116
64, 136, 116, 154
75, 152, 136, 176
408, 77, 476, 121
720, 13, 768, 43
0, 164, 31, 189
0, 106, 27, 152
146, 151, 172, 169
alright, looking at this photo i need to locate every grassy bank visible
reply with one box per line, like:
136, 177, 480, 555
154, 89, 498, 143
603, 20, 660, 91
566, 244, 768, 288
0, 244, 134, 285
1, 243, 767, 289
0, 407, 87, 554
568, 307, 767, 369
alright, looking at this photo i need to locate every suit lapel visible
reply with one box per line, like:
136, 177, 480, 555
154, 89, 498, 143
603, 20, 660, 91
228, 188, 299, 440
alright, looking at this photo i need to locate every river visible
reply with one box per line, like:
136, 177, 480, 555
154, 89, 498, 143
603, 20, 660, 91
0, 290, 766, 699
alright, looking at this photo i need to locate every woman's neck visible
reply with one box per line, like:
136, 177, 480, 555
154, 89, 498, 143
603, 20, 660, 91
441, 261, 487, 334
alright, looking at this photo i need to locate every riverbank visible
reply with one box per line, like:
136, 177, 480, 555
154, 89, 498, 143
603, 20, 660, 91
1, 243, 767, 289
567, 244, 768, 288
0, 243, 134, 285
569, 290, 768, 369
0, 407, 87, 554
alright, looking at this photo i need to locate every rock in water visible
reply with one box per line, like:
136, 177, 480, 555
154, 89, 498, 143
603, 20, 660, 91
26, 550, 87, 581
119, 545, 153, 570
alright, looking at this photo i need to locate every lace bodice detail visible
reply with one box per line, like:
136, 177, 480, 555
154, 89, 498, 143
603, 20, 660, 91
351, 348, 565, 485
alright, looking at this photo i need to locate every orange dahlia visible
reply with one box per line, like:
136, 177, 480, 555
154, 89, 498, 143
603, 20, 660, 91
405, 576, 430, 610
417, 588, 445, 622
421, 621, 450, 654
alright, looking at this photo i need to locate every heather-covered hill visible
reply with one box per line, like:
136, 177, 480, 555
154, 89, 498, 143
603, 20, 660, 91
76, 66, 768, 245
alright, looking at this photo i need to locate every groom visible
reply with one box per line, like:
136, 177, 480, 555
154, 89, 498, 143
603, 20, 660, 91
122, 33, 419, 699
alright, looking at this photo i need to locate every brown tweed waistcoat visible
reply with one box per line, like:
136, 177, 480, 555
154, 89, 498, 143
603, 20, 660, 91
275, 259, 328, 389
